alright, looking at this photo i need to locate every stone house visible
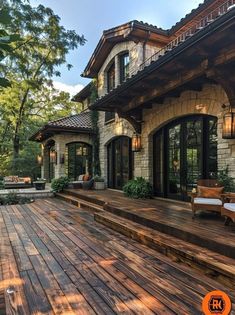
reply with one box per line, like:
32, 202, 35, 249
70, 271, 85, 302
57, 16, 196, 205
31, 0, 235, 201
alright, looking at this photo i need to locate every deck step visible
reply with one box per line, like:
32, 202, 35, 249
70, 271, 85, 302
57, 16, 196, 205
95, 211, 235, 288
63, 189, 105, 207
103, 203, 235, 259
56, 192, 103, 213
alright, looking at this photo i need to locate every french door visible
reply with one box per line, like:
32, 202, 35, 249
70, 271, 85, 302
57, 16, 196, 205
107, 136, 132, 190
153, 115, 217, 201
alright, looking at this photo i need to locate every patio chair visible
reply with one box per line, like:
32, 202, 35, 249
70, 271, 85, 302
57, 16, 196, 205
221, 193, 235, 225
190, 179, 224, 218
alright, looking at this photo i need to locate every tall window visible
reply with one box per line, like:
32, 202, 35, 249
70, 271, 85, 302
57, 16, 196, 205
120, 53, 129, 83
107, 62, 115, 92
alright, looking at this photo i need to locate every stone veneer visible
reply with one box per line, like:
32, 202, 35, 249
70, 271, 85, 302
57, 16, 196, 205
42, 133, 93, 180
98, 83, 235, 185
98, 41, 161, 97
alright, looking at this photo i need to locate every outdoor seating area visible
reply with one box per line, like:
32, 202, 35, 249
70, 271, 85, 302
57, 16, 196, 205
3, 176, 32, 189
190, 179, 235, 225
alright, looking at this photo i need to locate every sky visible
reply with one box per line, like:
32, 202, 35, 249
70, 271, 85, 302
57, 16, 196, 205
31, 0, 202, 96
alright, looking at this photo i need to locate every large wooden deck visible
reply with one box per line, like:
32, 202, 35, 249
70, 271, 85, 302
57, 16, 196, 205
0, 198, 234, 314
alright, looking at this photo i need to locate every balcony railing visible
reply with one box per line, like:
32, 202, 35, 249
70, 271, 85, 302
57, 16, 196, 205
129, 0, 235, 77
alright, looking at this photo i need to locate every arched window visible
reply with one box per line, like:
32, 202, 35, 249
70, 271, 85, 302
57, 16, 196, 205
153, 115, 218, 201
66, 142, 92, 180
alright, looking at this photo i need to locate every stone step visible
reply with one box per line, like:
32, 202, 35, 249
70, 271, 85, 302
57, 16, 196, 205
95, 211, 235, 289
56, 192, 103, 213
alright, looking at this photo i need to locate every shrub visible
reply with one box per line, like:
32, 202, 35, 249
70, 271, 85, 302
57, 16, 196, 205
217, 167, 235, 192
51, 176, 69, 192
0, 192, 32, 205
123, 177, 153, 199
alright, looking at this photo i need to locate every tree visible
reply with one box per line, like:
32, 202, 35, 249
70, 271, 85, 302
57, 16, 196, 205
0, 7, 21, 87
0, 0, 85, 163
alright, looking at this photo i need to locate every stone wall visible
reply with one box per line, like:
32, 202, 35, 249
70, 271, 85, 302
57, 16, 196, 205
97, 83, 235, 185
97, 41, 160, 97
42, 133, 93, 180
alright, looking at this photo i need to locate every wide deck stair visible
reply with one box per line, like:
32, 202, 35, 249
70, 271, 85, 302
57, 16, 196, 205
56, 189, 235, 289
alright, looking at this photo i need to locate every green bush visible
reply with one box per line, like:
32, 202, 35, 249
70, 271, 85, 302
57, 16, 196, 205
51, 176, 69, 192
217, 167, 235, 192
0, 192, 32, 205
123, 177, 153, 199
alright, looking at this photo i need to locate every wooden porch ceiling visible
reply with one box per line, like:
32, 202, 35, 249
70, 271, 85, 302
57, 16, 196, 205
90, 10, 235, 114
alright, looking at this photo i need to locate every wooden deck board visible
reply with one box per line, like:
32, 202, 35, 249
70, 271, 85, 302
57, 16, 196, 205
0, 198, 234, 314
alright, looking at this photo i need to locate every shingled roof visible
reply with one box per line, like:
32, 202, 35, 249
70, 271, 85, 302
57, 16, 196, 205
30, 111, 94, 142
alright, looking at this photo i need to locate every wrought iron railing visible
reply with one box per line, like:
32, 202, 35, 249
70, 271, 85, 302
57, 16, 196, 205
129, 0, 235, 77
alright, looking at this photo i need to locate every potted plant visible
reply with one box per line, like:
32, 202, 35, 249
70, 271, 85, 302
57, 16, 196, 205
93, 175, 105, 190
33, 178, 46, 190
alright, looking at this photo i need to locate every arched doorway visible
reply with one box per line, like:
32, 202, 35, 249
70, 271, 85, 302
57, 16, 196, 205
153, 115, 218, 201
107, 136, 132, 190
66, 142, 92, 180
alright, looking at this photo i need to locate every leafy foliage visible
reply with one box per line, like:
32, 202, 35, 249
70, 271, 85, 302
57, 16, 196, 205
217, 167, 235, 192
90, 80, 101, 176
0, 192, 32, 205
51, 176, 69, 192
123, 177, 153, 199
0, 0, 85, 176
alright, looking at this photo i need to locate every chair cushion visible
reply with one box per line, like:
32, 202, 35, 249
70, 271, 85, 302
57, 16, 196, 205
194, 198, 222, 205
78, 174, 85, 181
83, 174, 90, 181
197, 186, 224, 198
223, 203, 235, 212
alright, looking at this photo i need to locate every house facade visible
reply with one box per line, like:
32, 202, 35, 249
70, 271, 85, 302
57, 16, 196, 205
32, 0, 235, 201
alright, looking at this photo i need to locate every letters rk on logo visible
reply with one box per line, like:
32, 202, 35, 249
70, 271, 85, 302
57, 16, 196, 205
209, 295, 225, 313
202, 290, 231, 315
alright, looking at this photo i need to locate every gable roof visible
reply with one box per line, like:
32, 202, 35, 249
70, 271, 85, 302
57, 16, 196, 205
82, 20, 169, 78
30, 111, 94, 142
82, 0, 223, 78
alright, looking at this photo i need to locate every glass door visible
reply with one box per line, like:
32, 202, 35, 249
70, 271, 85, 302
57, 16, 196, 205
153, 115, 218, 201
107, 136, 132, 190
167, 124, 181, 198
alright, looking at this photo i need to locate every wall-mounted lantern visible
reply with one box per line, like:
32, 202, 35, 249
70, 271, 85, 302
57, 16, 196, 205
132, 133, 141, 152
50, 150, 57, 164
37, 155, 43, 165
222, 104, 235, 139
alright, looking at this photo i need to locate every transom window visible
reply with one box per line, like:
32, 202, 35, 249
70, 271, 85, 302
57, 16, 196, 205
119, 53, 129, 83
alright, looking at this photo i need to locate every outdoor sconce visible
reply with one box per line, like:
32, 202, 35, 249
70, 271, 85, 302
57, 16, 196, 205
132, 133, 141, 152
50, 150, 57, 164
222, 104, 235, 139
37, 155, 43, 165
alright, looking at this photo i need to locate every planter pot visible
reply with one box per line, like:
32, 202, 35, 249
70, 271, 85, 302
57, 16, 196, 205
94, 182, 105, 190
34, 182, 46, 190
